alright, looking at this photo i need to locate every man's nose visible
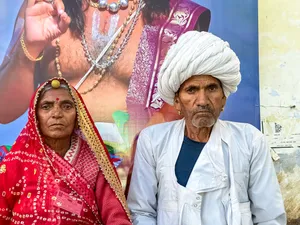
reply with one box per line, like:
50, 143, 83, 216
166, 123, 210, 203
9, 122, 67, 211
195, 90, 209, 106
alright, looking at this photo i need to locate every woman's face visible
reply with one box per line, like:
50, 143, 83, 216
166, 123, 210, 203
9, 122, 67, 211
36, 88, 76, 140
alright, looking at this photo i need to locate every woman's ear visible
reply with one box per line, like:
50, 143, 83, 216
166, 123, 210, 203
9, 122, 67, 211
75, 119, 79, 129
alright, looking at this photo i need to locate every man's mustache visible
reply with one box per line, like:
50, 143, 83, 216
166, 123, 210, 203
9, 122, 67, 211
193, 105, 213, 114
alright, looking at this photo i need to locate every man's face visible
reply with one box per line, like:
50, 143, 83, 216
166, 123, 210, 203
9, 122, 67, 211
174, 75, 226, 128
37, 88, 76, 139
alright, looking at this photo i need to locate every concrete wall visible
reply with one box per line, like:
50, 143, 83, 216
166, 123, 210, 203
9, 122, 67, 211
259, 0, 300, 223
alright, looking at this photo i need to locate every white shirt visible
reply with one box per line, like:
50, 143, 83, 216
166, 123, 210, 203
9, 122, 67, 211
127, 119, 286, 225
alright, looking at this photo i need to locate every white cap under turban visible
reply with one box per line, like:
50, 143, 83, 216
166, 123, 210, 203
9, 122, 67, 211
158, 31, 241, 105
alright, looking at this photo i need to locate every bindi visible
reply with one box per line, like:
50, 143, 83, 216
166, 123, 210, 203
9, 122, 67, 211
56, 98, 60, 101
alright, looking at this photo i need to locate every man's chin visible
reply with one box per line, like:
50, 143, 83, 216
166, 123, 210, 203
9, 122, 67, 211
191, 118, 216, 128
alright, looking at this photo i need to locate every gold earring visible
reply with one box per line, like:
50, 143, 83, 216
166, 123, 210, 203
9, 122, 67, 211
221, 107, 224, 111
178, 111, 181, 115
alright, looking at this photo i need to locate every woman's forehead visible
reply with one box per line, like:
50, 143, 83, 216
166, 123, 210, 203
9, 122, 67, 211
39, 88, 73, 102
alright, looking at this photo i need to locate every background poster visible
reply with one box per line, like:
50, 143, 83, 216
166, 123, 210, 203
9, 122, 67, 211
0, 0, 260, 144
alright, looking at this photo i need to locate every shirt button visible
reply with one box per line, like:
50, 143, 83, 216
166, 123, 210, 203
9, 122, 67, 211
196, 196, 201, 200
193, 204, 198, 207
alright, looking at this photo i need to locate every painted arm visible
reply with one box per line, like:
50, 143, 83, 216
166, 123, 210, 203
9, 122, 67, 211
95, 172, 132, 225
127, 131, 157, 225
248, 134, 286, 225
0, 0, 70, 123
0, 1, 34, 123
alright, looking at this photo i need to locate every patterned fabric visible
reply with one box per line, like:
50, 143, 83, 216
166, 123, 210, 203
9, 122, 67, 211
0, 78, 131, 224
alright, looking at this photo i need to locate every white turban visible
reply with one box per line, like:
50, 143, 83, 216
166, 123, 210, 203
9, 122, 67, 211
158, 31, 241, 105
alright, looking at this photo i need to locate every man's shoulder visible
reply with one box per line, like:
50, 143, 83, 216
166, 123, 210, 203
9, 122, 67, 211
221, 120, 258, 129
220, 120, 263, 138
220, 121, 267, 156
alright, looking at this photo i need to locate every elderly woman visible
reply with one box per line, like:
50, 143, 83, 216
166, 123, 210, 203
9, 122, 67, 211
0, 78, 131, 224
127, 31, 286, 225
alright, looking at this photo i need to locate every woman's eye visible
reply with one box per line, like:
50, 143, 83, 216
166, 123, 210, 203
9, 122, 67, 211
41, 105, 50, 110
63, 104, 73, 110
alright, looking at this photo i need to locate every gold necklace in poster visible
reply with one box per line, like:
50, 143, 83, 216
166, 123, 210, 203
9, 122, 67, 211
55, 0, 144, 94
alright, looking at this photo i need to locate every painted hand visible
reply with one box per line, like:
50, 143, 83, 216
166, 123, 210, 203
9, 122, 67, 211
24, 0, 71, 56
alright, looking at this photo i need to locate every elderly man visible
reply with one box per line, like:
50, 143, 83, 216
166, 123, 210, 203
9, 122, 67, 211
127, 31, 286, 225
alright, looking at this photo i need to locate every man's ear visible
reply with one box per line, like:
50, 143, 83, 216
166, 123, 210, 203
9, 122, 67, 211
221, 95, 227, 110
174, 95, 181, 112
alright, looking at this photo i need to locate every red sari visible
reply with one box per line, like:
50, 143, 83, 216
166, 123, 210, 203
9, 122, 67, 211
0, 78, 131, 225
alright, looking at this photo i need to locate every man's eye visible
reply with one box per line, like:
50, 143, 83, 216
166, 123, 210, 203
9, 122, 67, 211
208, 85, 218, 91
186, 87, 196, 93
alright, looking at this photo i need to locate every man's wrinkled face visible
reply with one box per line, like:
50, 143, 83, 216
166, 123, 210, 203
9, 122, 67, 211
37, 88, 76, 139
174, 75, 226, 128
